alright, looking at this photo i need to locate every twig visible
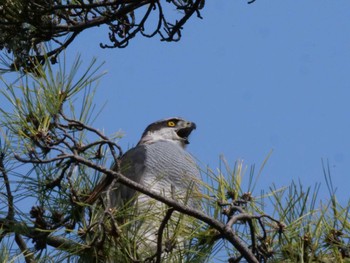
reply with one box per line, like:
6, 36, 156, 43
156, 208, 175, 263
15, 234, 35, 263
0, 217, 82, 251
14, 154, 69, 164
61, 112, 123, 162
45, 161, 71, 189
161, 0, 203, 42
0, 151, 14, 220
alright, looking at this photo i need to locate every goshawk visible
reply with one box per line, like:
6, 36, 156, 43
91, 117, 201, 261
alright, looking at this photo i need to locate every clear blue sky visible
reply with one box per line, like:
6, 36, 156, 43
63, 0, 350, 205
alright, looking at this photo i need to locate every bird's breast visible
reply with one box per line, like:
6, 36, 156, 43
141, 141, 200, 200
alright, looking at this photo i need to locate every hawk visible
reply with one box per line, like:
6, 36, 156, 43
110, 117, 200, 208
89, 117, 202, 261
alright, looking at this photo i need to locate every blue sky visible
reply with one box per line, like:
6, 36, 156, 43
62, 0, 350, 206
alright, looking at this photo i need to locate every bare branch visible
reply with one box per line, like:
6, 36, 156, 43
0, 149, 14, 220
161, 0, 203, 42
0, 218, 81, 251
15, 234, 35, 263
60, 112, 123, 162
156, 207, 175, 263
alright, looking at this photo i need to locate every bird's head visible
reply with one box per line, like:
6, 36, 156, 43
138, 117, 196, 147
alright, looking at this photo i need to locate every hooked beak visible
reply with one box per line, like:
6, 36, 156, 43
176, 122, 196, 144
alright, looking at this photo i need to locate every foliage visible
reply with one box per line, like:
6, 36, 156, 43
0, 0, 210, 73
0, 58, 349, 263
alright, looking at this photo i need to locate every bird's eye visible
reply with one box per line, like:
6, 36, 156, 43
167, 121, 176, 127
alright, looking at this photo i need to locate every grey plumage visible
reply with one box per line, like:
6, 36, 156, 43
111, 140, 200, 208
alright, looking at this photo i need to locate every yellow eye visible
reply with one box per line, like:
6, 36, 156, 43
167, 121, 176, 127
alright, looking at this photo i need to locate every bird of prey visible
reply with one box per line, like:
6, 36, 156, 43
89, 117, 201, 261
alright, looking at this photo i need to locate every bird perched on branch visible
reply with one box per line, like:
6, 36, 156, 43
88, 117, 202, 261
110, 117, 200, 207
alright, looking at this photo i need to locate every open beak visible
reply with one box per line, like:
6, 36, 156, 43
176, 122, 196, 144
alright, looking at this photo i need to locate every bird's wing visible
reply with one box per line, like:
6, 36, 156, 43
109, 144, 147, 207
83, 145, 146, 205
